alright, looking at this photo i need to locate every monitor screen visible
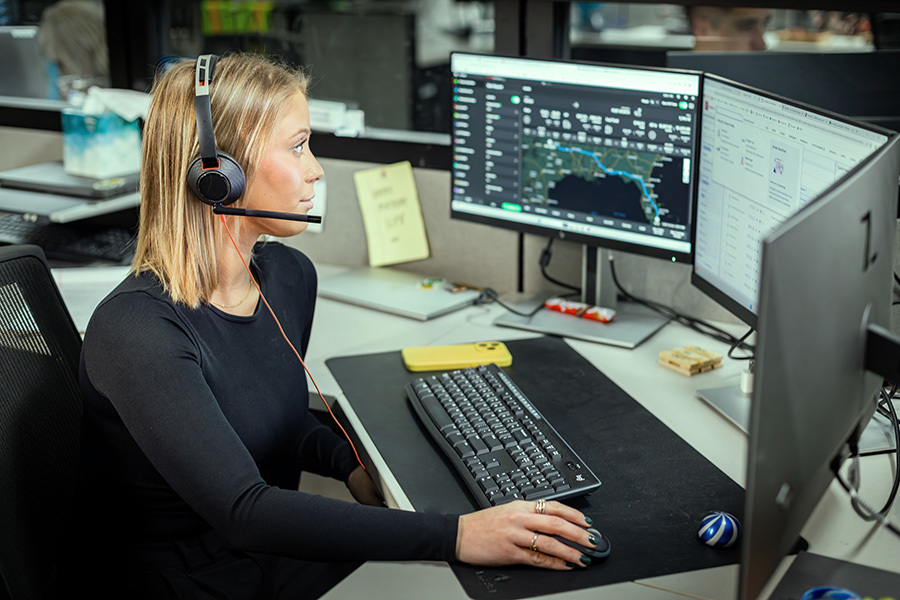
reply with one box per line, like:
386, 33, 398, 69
742, 133, 899, 600
449, 52, 701, 263
691, 74, 890, 326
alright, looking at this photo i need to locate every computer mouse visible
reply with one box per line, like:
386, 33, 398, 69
549, 527, 611, 560
697, 512, 741, 548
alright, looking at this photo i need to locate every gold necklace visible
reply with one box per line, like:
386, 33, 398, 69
211, 279, 253, 309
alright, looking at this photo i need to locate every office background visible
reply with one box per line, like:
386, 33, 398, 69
2, 2, 900, 598
3, 0, 899, 331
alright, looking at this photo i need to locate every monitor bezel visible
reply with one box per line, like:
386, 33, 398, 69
449, 51, 704, 264
689, 72, 894, 328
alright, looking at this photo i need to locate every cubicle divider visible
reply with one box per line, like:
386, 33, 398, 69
284, 157, 521, 295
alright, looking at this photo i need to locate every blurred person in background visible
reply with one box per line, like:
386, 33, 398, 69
686, 6, 772, 51
37, 0, 109, 98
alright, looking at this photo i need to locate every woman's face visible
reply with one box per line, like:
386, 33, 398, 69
243, 91, 323, 237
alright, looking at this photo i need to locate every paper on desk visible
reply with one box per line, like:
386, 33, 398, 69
52, 266, 130, 333
353, 161, 429, 267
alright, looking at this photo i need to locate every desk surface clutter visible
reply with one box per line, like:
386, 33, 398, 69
50, 264, 900, 600
327, 336, 745, 600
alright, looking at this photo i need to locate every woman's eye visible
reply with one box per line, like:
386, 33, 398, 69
292, 142, 305, 155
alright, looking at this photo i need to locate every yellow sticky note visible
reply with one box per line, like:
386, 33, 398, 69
353, 161, 430, 267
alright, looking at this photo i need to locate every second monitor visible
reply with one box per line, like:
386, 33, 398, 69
450, 52, 701, 348
690, 73, 892, 432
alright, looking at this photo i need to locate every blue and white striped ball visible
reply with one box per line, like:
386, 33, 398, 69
801, 587, 861, 600
697, 512, 741, 548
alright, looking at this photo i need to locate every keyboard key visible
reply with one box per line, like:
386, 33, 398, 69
419, 394, 456, 432
468, 436, 489, 455
494, 492, 523, 505
477, 477, 499, 495
524, 486, 554, 500
454, 442, 475, 459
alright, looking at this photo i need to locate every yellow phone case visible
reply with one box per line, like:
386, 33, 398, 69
402, 341, 513, 372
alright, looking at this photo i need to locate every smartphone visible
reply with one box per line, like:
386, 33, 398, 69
402, 341, 512, 372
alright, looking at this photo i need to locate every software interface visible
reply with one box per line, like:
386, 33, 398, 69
694, 77, 889, 318
450, 53, 701, 258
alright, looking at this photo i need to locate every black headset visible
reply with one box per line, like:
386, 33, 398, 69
184, 54, 321, 223
186, 54, 246, 206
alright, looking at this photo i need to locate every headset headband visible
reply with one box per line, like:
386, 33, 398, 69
194, 54, 219, 169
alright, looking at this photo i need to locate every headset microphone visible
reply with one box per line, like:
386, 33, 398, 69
187, 54, 323, 225
213, 205, 323, 224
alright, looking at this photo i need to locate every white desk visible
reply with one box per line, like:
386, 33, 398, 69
53, 263, 899, 599
306, 289, 899, 600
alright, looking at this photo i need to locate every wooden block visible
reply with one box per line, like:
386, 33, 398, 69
658, 346, 724, 376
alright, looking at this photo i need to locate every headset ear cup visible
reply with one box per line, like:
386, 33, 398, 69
187, 156, 212, 205
216, 152, 246, 205
186, 152, 246, 206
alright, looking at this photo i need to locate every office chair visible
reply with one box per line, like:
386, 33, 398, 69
0, 245, 85, 599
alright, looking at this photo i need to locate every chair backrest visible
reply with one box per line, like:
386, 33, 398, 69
0, 245, 84, 600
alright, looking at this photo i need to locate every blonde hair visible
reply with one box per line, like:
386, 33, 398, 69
38, 0, 109, 79
133, 53, 309, 308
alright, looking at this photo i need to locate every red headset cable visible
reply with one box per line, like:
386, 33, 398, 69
219, 214, 366, 471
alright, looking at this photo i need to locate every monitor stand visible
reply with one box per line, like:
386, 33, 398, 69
697, 385, 751, 432
698, 384, 898, 455
494, 246, 671, 349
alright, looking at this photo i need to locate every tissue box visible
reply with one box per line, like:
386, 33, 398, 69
61, 108, 141, 179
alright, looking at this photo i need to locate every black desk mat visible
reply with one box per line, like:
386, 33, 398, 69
327, 336, 745, 599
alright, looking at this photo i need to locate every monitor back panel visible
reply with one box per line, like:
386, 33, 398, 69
742, 135, 900, 600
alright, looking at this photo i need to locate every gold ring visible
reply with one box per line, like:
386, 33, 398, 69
535, 499, 546, 514
530, 532, 540, 552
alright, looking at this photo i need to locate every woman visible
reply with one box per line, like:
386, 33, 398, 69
79, 53, 599, 598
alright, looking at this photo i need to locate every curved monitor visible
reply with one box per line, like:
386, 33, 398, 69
691, 74, 890, 327
449, 52, 701, 263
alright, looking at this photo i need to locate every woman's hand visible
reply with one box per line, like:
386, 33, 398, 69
456, 500, 597, 570
346, 465, 386, 507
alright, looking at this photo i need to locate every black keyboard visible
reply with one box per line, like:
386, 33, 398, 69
0, 213, 135, 263
406, 363, 601, 508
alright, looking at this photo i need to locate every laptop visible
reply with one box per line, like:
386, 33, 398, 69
317, 267, 482, 321
0, 162, 140, 200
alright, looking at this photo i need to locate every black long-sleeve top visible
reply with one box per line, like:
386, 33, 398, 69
79, 242, 458, 562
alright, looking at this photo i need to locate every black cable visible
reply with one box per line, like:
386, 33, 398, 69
876, 386, 897, 419
607, 255, 755, 352
727, 327, 755, 361
477, 238, 583, 319
834, 469, 900, 538
832, 384, 900, 537
539, 238, 581, 294
882, 387, 900, 509
893, 272, 900, 306
870, 385, 900, 513
476, 287, 546, 318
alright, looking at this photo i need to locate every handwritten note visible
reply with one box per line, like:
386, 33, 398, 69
353, 161, 430, 267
